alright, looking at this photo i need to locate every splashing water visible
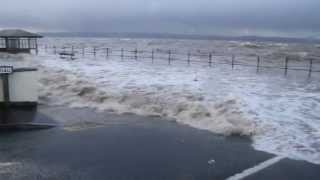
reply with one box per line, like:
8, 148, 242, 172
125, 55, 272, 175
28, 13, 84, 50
1, 37, 320, 164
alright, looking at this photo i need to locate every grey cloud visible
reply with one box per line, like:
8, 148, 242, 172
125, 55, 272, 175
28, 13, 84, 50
0, 0, 319, 37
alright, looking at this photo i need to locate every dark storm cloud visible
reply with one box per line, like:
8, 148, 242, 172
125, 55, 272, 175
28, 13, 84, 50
0, 0, 319, 37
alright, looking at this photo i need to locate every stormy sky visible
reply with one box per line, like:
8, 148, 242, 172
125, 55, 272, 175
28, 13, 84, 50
1, 0, 319, 37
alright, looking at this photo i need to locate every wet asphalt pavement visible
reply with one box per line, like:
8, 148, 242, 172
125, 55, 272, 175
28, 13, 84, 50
0, 106, 319, 180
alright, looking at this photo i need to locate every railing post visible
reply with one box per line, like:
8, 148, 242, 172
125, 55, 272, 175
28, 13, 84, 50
168, 50, 171, 65
284, 56, 289, 76
232, 55, 235, 69
209, 53, 212, 67
256, 56, 260, 73
135, 48, 138, 60
121, 48, 124, 60
151, 49, 154, 64
308, 58, 313, 77
93, 47, 96, 58
106, 48, 109, 59
187, 52, 191, 66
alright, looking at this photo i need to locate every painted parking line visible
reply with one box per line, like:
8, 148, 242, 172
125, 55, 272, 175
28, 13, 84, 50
226, 156, 285, 180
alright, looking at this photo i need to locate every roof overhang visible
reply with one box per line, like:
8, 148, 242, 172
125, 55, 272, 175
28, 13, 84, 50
0, 29, 43, 38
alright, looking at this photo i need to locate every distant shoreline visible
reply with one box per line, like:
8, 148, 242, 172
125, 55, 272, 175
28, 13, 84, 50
39, 32, 320, 44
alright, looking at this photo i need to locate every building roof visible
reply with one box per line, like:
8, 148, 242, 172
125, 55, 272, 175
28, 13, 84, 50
0, 29, 43, 38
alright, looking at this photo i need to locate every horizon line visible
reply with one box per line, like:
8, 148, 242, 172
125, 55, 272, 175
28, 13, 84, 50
38, 32, 320, 43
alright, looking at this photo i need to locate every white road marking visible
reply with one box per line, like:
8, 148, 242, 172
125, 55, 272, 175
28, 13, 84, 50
226, 156, 285, 180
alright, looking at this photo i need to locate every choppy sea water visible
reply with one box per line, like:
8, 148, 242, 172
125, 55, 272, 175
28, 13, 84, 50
1, 37, 320, 164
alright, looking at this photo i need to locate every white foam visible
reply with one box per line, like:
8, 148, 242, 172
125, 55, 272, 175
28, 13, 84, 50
37, 64, 257, 136
1, 38, 320, 165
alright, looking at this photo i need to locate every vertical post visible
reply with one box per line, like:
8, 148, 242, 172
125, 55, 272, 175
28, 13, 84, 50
284, 56, 289, 76
135, 48, 138, 60
53, 46, 57, 55
106, 48, 109, 59
17, 39, 21, 49
168, 50, 171, 65
93, 47, 96, 58
232, 55, 235, 69
256, 56, 260, 73
4, 37, 8, 50
28, 38, 31, 50
82, 46, 85, 57
1, 74, 10, 124
151, 49, 154, 64
71, 46, 74, 54
121, 48, 124, 60
2, 75, 10, 103
308, 58, 313, 77
187, 52, 191, 66
35, 39, 38, 55
209, 53, 212, 67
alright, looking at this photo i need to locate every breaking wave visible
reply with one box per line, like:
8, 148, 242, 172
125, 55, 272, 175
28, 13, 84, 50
240, 42, 263, 49
3, 36, 320, 164
38, 68, 257, 136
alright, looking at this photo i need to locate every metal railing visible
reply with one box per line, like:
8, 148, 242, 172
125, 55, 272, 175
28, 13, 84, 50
40, 44, 320, 77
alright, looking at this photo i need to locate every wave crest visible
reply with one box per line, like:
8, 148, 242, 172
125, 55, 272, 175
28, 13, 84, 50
39, 69, 257, 136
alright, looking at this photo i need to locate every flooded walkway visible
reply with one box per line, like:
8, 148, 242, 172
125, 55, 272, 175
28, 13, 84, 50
0, 106, 319, 180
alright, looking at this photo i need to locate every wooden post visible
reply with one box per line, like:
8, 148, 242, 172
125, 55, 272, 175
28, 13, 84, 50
168, 50, 171, 65
284, 56, 289, 76
187, 52, 191, 66
256, 56, 260, 73
151, 49, 154, 64
209, 53, 212, 67
121, 48, 124, 60
308, 58, 313, 77
232, 55, 235, 69
135, 48, 138, 60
